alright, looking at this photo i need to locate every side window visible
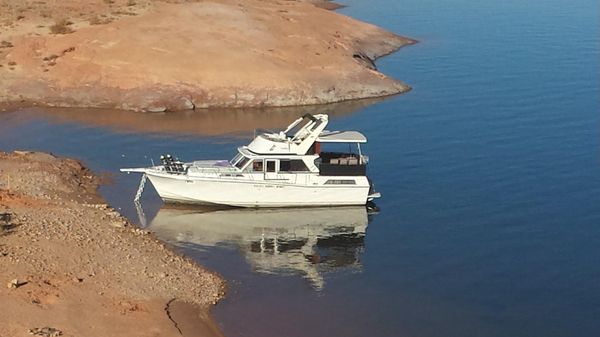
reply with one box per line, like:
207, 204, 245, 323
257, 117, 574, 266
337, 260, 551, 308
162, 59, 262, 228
280, 160, 309, 172
290, 160, 309, 171
252, 160, 263, 172
266, 160, 276, 172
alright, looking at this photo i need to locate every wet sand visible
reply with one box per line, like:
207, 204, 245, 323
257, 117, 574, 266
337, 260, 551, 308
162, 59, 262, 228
0, 151, 225, 337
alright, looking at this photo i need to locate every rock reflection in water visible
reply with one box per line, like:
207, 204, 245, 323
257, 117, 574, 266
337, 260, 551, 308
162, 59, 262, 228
148, 206, 374, 290
8, 97, 387, 137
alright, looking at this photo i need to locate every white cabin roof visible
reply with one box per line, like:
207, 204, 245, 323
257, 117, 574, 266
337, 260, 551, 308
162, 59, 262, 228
317, 131, 367, 143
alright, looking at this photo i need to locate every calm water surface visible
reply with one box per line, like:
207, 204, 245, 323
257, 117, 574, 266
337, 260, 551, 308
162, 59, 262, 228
0, 0, 598, 336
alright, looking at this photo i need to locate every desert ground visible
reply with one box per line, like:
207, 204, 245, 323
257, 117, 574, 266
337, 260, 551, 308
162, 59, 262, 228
0, 0, 415, 111
0, 151, 225, 337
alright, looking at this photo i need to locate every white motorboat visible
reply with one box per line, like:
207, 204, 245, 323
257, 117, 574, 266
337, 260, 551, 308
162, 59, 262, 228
121, 113, 381, 207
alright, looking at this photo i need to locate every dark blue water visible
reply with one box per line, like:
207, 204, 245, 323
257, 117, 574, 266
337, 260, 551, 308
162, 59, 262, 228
0, 0, 598, 336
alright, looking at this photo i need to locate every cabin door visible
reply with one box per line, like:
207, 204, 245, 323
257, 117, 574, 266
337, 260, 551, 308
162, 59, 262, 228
264, 159, 279, 180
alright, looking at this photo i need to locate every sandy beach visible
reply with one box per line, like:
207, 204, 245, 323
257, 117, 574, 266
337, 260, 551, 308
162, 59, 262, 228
0, 151, 225, 337
0, 0, 415, 111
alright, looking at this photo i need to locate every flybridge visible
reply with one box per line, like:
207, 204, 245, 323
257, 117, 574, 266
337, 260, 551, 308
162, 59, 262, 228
246, 114, 368, 155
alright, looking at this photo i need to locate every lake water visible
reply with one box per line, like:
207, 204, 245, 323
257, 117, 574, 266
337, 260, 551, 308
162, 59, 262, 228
0, 0, 598, 336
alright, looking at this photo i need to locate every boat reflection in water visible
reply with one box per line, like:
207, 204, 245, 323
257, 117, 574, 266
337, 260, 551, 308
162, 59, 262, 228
148, 205, 377, 290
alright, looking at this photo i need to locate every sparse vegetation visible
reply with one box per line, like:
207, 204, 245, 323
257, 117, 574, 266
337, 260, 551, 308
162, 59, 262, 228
89, 15, 112, 25
1, 212, 13, 236
49, 19, 74, 34
0, 40, 13, 48
7, 61, 16, 66
111, 10, 137, 16
43, 54, 58, 62
89, 15, 102, 25
42, 55, 57, 66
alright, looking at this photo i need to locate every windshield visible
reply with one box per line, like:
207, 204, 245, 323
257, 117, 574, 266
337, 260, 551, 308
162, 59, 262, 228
235, 156, 250, 170
230, 153, 242, 166
285, 119, 312, 138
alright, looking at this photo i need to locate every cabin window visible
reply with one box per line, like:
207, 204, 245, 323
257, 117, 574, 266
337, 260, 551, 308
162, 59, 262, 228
280, 160, 309, 172
235, 156, 250, 170
324, 179, 356, 185
266, 160, 276, 172
251, 160, 264, 172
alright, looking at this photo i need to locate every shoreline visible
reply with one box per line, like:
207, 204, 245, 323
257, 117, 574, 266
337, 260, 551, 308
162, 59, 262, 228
0, 0, 415, 112
0, 151, 225, 337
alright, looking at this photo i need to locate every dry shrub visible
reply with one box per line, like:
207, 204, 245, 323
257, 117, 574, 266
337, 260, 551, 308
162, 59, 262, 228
0, 40, 13, 48
89, 15, 102, 25
111, 10, 137, 16
89, 15, 112, 25
43, 54, 58, 61
49, 19, 74, 34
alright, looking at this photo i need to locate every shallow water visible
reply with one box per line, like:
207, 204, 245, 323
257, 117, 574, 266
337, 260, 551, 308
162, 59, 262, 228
0, 0, 598, 336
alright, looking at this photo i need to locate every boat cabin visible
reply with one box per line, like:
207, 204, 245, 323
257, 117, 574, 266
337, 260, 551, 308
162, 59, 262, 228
229, 114, 369, 177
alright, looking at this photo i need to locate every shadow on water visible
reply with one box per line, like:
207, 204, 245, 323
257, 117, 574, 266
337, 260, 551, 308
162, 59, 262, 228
3, 96, 389, 137
148, 204, 378, 291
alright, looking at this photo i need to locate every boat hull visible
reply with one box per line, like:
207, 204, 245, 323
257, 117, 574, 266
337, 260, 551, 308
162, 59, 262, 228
145, 172, 372, 207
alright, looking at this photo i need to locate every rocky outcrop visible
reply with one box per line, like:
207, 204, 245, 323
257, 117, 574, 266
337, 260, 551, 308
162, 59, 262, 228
0, 0, 415, 111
